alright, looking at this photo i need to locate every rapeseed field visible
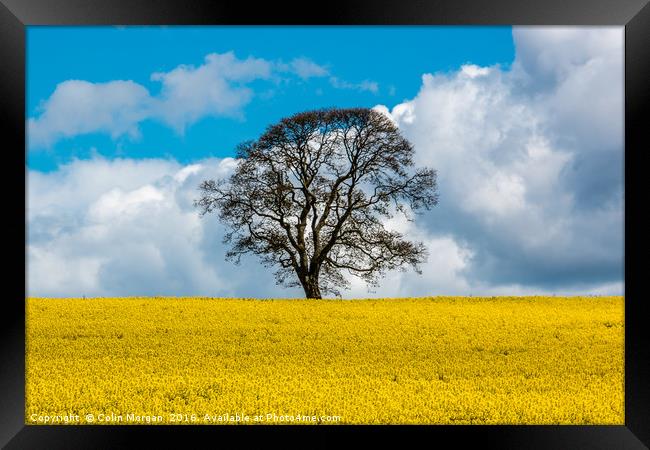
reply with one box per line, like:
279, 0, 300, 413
25, 296, 623, 425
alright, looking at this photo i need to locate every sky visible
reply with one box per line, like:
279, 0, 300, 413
26, 26, 624, 298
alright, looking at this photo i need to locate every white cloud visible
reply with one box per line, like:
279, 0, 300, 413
345, 235, 472, 298
28, 53, 332, 147
344, 213, 473, 298
27, 156, 296, 298
28, 80, 151, 148
151, 52, 273, 132
374, 26, 623, 294
512, 27, 623, 89
88, 185, 165, 223
460, 64, 492, 78
288, 57, 329, 79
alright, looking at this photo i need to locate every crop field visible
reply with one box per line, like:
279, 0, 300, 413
25, 296, 623, 425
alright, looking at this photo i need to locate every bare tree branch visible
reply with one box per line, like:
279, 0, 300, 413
195, 107, 438, 298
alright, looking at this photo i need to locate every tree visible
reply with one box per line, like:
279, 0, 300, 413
195, 107, 438, 299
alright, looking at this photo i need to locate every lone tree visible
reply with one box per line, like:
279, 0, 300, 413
195, 107, 438, 299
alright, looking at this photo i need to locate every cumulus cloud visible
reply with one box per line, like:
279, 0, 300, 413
25, 156, 472, 298
28, 52, 379, 148
150, 52, 273, 132
151, 52, 272, 132
345, 213, 473, 298
27, 156, 295, 298
374, 26, 623, 294
28, 80, 151, 148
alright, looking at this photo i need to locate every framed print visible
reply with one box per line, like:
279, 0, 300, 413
2, 0, 649, 447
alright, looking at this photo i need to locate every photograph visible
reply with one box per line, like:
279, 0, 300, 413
23, 24, 627, 426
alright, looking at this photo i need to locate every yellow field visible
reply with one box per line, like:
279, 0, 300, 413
25, 296, 624, 425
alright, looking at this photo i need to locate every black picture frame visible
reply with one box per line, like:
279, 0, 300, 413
2, 0, 648, 448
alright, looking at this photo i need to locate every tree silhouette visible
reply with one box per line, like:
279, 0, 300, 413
195, 107, 438, 298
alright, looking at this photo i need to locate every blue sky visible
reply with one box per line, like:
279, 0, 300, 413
26, 26, 624, 298
27, 26, 514, 171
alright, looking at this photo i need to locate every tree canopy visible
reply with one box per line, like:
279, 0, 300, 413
195, 107, 438, 298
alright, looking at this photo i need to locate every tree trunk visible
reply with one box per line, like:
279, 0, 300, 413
302, 275, 322, 299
